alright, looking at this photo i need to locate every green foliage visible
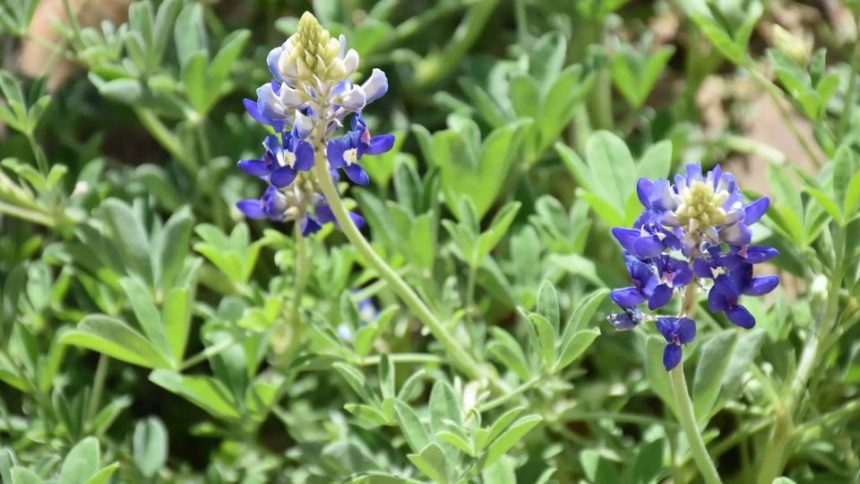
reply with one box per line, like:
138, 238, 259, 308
1, 0, 858, 482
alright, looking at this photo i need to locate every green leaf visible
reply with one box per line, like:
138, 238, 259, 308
429, 380, 461, 432
152, 0, 181, 64
58, 437, 100, 484
476, 406, 524, 451
536, 280, 560, 334
133, 417, 167, 478
631, 439, 664, 484
156, 208, 193, 291
436, 430, 474, 456
554, 328, 600, 370
487, 328, 531, 381
844, 169, 860, 217
638, 140, 672, 180
208, 29, 250, 86
693, 330, 737, 423
182, 51, 210, 114
99, 199, 152, 282
394, 399, 429, 453
86, 463, 119, 484
10, 468, 44, 484
174, 2, 207, 65
804, 186, 842, 224
61, 315, 172, 369
482, 415, 542, 469
1, 263, 27, 342
586, 131, 637, 212
833, 145, 856, 210
562, 288, 608, 337
477, 201, 521, 259
120, 277, 168, 354
527, 313, 556, 370
556, 142, 592, 189
407, 443, 449, 484
163, 287, 191, 362
334, 362, 377, 404
149, 370, 240, 420
345, 403, 389, 427
95, 78, 144, 105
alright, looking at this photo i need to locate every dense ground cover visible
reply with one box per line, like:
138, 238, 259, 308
0, 0, 859, 482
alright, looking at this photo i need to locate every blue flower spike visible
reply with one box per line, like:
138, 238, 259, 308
607, 163, 780, 371
234, 12, 392, 236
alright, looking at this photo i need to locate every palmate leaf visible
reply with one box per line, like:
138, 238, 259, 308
60, 315, 173, 370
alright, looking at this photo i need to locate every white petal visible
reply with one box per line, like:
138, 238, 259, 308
337, 85, 367, 112
361, 68, 388, 104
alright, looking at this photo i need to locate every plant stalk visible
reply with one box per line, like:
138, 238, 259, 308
311, 159, 509, 396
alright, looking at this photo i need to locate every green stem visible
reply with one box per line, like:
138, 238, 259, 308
180, 337, 235, 371
87, 355, 109, 421
0, 200, 55, 227
670, 365, 722, 484
133, 108, 197, 175
465, 263, 477, 323
668, 280, 722, 484
357, 353, 444, 366
757, 225, 846, 483
311, 160, 509, 396
477, 376, 540, 412
25, 133, 49, 175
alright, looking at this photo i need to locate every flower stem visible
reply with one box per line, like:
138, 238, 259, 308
669, 277, 722, 484
312, 160, 509, 396
670, 364, 722, 484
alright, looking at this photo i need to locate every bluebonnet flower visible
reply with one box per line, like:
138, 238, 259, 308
607, 163, 779, 370
707, 263, 779, 328
326, 114, 395, 185
235, 12, 392, 235
607, 306, 644, 331
237, 127, 314, 188
656, 317, 696, 370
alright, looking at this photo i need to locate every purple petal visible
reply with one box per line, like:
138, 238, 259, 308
677, 318, 696, 344
663, 344, 682, 371
326, 136, 351, 169
693, 258, 715, 278
744, 197, 770, 224
237, 159, 269, 178
721, 222, 751, 246
237, 199, 265, 219
648, 284, 673, 310
243, 98, 267, 125
633, 235, 665, 259
294, 141, 315, 171
300, 215, 322, 236
636, 178, 653, 208
707, 276, 736, 312
344, 164, 370, 185
610, 287, 645, 308
744, 275, 779, 296
315, 204, 336, 224
656, 316, 677, 342
349, 211, 366, 229
270, 167, 297, 188
728, 264, 754, 293
612, 228, 640, 251
745, 246, 779, 264
726, 305, 755, 329
366, 134, 396, 155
